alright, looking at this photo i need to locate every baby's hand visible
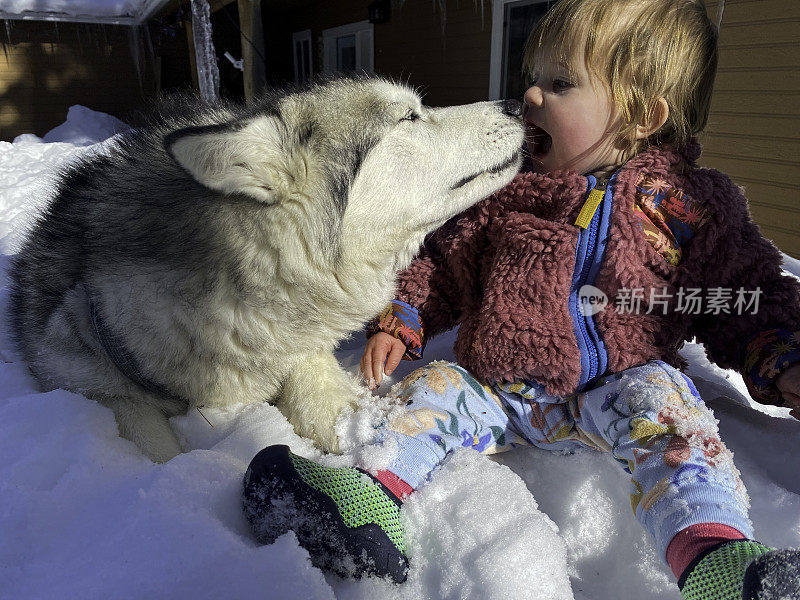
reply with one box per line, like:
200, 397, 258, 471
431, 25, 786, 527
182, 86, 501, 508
360, 332, 407, 391
776, 364, 800, 421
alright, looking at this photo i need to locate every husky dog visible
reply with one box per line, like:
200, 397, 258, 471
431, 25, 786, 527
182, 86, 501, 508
9, 77, 523, 462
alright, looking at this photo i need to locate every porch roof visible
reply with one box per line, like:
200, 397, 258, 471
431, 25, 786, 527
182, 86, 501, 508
0, 0, 173, 25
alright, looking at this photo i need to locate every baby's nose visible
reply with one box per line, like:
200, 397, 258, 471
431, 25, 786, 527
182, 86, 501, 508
523, 85, 544, 108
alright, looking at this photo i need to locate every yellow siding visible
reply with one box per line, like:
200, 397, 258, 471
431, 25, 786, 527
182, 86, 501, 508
376, 1, 492, 106
702, 0, 800, 258
0, 16, 191, 141
0, 21, 156, 140
262, 0, 492, 107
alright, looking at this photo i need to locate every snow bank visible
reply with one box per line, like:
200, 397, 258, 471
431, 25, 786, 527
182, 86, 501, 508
0, 139, 85, 255
0, 111, 798, 600
40, 105, 130, 146
0, 105, 127, 255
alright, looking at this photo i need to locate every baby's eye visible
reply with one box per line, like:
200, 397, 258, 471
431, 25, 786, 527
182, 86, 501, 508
553, 78, 573, 92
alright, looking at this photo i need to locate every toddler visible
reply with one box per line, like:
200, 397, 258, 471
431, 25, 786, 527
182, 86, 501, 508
243, 0, 800, 597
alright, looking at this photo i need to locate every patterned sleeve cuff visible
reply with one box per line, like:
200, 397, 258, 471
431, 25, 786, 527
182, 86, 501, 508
365, 300, 425, 360
741, 329, 800, 405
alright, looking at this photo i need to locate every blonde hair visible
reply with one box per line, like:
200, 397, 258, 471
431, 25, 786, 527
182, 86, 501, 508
523, 0, 719, 153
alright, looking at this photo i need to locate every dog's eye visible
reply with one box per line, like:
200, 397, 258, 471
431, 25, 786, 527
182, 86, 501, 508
400, 110, 420, 122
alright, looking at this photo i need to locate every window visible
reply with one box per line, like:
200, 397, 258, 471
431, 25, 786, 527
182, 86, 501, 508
336, 35, 357, 72
322, 21, 374, 75
292, 29, 312, 85
489, 0, 556, 101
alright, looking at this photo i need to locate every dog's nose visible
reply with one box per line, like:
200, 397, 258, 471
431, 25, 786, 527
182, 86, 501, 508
500, 99, 522, 117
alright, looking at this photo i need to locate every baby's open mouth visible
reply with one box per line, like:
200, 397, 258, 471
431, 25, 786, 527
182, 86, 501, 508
527, 124, 552, 156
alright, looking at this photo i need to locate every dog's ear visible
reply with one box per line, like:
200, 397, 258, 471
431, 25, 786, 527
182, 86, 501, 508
165, 117, 284, 203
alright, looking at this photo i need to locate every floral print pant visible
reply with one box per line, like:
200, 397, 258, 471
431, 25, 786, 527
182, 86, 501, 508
379, 360, 752, 560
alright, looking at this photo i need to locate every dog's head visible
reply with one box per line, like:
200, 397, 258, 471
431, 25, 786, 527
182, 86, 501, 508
165, 77, 523, 261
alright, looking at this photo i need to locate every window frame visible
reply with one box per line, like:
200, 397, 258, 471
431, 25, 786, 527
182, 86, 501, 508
292, 29, 313, 85
321, 20, 374, 75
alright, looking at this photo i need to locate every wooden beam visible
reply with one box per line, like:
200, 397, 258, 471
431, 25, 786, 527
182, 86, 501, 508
238, 0, 266, 101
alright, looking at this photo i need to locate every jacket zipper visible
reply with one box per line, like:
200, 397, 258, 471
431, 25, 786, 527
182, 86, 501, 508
570, 175, 611, 389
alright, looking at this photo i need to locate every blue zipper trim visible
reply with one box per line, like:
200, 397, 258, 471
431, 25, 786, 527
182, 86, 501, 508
583, 174, 615, 382
569, 176, 596, 390
568, 174, 615, 391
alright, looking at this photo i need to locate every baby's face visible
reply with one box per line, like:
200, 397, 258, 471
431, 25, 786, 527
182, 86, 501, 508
523, 49, 628, 176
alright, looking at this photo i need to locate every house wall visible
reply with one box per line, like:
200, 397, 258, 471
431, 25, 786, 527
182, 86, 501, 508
0, 21, 152, 140
702, 0, 800, 258
261, 0, 492, 107
0, 17, 192, 141
261, 0, 365, 86
375, 1, 492, 106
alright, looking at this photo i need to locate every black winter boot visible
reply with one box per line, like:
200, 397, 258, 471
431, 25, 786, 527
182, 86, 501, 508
679, 540, 800, 600
242, 444, 408, 583
742, 548, 800, 600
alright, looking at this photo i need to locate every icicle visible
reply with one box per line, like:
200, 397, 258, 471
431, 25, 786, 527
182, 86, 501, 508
143, 23, 156, 75
129, 25, 144, 92
2, 20, 10, 62
429, 0, 448, 45
190, 0, 220, 104
434, 0, 447, 38
475, 0, 485, 30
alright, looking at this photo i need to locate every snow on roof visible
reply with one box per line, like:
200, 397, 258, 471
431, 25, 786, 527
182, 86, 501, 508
0, 0, 172, 25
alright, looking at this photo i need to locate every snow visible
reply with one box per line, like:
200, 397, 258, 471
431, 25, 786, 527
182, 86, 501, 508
0, 0, 171, 24
40, 105, 131, 146
1, 107, 799, 600
0, 0, 140, 19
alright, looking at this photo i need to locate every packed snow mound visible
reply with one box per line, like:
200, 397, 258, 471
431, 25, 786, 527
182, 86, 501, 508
41, 105, 130, 146
0, 114, 798, 600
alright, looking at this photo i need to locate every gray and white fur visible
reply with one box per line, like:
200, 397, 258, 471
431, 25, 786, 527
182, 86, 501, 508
8, 76, 523, 462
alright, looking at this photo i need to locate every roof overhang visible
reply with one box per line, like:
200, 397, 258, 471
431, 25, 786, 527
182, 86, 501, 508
0, 0, 174, 25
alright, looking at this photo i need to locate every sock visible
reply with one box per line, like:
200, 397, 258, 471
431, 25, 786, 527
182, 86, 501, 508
667, 523, 747, 579
373, 469, 415, 501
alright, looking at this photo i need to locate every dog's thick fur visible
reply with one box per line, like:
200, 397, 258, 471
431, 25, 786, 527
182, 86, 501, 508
9, 77, 523, 462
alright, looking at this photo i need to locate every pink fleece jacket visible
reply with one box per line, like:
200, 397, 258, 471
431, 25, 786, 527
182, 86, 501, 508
378, 142, 800, 405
